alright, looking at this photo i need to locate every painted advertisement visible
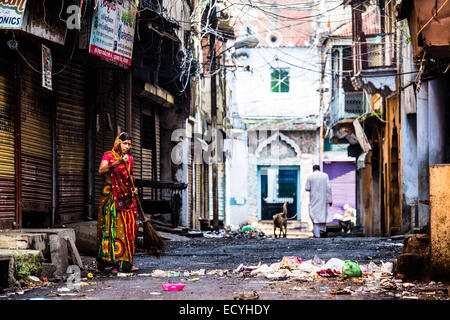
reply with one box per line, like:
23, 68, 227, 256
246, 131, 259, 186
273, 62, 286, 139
0, 0, 27, 29
89, 0, 137, 66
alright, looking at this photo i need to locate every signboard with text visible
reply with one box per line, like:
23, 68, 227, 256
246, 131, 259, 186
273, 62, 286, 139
89, 0, 137, 66
0, 0, 27, 29
42, 44, 52, 90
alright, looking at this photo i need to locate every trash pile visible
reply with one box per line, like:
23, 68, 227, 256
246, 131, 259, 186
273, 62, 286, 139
143, 268, 230, 279
232, 256, 393, 282
203, 224, 267, 239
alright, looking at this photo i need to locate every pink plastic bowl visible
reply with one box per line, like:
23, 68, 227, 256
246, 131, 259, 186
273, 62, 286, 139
162, 283, 186, 291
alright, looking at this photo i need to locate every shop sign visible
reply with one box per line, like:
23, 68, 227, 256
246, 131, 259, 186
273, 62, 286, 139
0, 0, 27, 29
89, 0, 137, 66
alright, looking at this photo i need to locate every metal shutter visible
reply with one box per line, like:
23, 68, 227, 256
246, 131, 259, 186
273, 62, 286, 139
141, 107, 153, 200
20, 53, 52, 214
218, 163, 225, 221
155, 111, 160, 181
54, 59, 87, 224
95, 69, 116, 213
115, 70, 126, 134
0, 61, 15, 228
131, 97, 142, 180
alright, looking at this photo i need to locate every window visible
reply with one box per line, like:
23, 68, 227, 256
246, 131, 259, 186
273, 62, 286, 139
271, 69, 289, 93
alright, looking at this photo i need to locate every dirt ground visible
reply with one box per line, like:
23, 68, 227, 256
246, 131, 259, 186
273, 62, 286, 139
1, 237, 449, 302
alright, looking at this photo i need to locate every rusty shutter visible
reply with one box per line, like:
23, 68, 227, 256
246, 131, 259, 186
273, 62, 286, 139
115, 70, 126, 134
54, 59, 87, 224
0, 60, 16, 228
155, 110, 160, 181
95, 69, 117, 212
131, 97, 142, 181
20, 55, 53, 214
218, 163, 225, 221
94, 73, 104, 215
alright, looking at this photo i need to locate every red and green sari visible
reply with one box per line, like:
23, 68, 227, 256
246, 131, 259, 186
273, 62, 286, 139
97, 133, 139, 272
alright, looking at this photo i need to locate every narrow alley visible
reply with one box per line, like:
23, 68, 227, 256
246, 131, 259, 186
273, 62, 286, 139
0, 0, 449, 314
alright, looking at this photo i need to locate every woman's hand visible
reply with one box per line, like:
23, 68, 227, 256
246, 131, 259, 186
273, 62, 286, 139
118, 154, 129, 164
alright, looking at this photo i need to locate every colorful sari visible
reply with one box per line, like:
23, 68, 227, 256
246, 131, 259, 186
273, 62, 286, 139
97, 133, 139, 272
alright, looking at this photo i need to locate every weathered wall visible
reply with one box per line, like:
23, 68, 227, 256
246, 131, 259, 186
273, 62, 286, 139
225, 131, 249, 227
429, 165, 450, 279
416, 82, 429, 228
231, 47, 321, 119
428, 79, 447, 165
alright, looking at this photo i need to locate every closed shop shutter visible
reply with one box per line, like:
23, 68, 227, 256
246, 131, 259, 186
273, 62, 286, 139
187, 132, 193, 228
115, 70, 126, 134
141, 107, 154, 200
20, 54, 52, 214
131, 97, 142, 181
142, 147, 153, 199
194, 163, 201, 229
54, 59, 87, 224
155, 111, 160, 181
95, 69, 116, 213
218, 163, 225, 221
0, 61, 16, 228
323, 161, 356, 217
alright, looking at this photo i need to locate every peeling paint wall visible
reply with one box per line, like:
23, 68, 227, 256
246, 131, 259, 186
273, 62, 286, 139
430, 165, 450, 279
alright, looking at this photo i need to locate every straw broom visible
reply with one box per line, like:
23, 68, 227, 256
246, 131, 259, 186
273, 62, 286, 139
123, 163, 166, 258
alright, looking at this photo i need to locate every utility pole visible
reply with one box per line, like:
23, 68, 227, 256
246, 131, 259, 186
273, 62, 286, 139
210, 0, 219, 229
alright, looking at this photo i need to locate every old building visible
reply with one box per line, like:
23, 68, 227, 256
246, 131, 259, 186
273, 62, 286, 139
0, 0, 196, 230
225, 0, 323, 235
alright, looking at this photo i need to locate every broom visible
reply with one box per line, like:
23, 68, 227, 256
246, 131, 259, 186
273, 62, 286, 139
123, 162, 166, 258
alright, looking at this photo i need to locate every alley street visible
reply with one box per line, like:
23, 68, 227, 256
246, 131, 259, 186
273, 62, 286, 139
2, 237, 448, 302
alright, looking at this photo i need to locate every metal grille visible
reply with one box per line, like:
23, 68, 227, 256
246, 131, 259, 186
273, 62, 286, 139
344, 92, 364, 114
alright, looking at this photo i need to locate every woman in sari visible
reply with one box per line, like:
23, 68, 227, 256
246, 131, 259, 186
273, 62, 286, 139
97, 132, 140, 273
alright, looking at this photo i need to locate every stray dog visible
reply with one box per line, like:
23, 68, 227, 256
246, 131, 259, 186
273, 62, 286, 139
273, 202, 288, 238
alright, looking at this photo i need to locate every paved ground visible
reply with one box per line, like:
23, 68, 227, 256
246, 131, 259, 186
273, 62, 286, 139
1, 237, 449, 304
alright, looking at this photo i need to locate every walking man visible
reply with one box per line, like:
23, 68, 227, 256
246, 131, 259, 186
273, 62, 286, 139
305, 165, 332, 238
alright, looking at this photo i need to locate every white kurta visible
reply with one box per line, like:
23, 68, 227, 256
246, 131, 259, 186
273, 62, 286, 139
305, 171, 332, 224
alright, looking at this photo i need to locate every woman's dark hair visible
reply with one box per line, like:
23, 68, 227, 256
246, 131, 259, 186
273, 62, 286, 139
313, 165, 320, 171
119, 132, 132, 141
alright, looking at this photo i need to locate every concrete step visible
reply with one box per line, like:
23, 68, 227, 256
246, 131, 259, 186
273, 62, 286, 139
0, 232, 47, 252
0, 228, 79, 285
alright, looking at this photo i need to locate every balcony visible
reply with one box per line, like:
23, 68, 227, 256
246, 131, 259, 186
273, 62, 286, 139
330, 91, 365, 128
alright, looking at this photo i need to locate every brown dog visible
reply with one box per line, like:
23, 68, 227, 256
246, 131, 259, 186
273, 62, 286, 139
273, 202, 288, 238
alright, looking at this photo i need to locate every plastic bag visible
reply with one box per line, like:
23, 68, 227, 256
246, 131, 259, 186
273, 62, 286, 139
241, 225, 255, 233
324, 258, 345, 271
280, 256, 302, 270
341, 260, 362, 278
162, 283, 186, 291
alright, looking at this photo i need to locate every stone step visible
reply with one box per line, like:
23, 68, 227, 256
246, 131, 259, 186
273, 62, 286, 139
0, 232, 47, 252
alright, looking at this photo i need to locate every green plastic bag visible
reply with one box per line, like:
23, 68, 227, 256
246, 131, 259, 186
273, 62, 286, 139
241, 225, 255, 233
341, 260, 362, 278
